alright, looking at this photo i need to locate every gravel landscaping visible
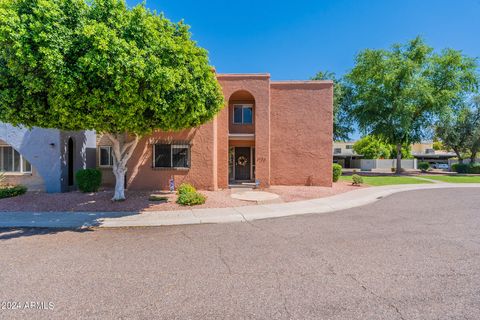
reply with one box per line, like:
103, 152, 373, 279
0, 181, 360, 212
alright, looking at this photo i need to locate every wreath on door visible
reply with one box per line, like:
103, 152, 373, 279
237, 155, 248, 167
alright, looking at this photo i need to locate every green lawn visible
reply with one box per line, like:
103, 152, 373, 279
339, 175, 433, 186
423, 175, 480, 183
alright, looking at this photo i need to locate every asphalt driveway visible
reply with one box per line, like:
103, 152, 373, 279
1, 188, 479, 319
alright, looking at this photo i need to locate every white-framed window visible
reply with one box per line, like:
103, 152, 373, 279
99, 146, 114, 167
0, 146, 32, 173
153, 144, 190, 169
233, 104, 253, 124
334, 148, 342, 154
346, 145, 353, 149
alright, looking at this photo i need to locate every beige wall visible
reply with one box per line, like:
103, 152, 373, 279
2, 168, 45, 191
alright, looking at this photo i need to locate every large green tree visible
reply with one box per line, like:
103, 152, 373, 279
435, 96, 480, 164
0, 0, 224, 200
347, 37, 478, 173
311, 71, 354, 141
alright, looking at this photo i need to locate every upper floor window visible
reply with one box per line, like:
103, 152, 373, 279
233, 105, 253, 125
334, 148, 342, 154
153, 144, 190, 169
0, 146, 32, 173
346, 145, 353, 149
99, 146, 114, 167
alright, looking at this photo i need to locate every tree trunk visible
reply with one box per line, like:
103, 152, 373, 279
453, 148, 463, 164
106, 133, 140, 201
396, 143, 402, 175
112, 163, 126, 201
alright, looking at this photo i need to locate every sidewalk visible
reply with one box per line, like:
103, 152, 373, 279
1, 183, 479, 229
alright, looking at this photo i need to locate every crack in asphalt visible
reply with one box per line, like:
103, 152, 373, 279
346, 274, 406, 320
216, 245, 232, 275
180, 230, 194, 242
275, 271, 292, 320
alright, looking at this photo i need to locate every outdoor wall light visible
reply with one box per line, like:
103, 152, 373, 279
50, 143, 55, 147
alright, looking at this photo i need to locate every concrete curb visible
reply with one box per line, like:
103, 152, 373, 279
1, 183, 479, 229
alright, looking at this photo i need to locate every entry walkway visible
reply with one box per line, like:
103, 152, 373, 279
0, 183, 479, 229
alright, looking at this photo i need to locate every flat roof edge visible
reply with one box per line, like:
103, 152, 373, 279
216, 73, 270, 79
271, 80, 334, 85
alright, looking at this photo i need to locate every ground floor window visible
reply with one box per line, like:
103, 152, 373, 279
99, 146, 114, 167
0, 146, 32, 173
153, 144, 190, 169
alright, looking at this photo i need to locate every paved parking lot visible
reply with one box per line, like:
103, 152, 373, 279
1, 188, 479, 319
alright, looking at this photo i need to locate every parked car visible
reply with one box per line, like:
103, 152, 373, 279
431, 163, 449, 170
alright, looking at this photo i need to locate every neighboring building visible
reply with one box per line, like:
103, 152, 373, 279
98, 73, 333, 190
333, 140, 455, 170
332, 141, 362, 168
411, 142, 456, 164
0, 123, 96, 192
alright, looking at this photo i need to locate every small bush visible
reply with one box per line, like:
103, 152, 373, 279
332, 163, 342, 182
452, 163, 469, 174
391, 167, 396, 173
177, 183, 196, 195
352, 174, 363, 186
177, 191, 206, 206
76, 168, 102, 192
468, 163, 480, 174
0, 185, 27, 199
418, 162, 430, 172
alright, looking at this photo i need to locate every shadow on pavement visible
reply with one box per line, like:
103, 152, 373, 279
0, 227, 94, 241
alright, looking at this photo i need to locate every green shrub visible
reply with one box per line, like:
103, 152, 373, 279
418, 162, 430, 172
452, 163, 469, 174
468, 163, 480, 174
177, 191, 206, 206
0, 185, 27, 199
177, 183, 196, 195
332, 163, 342, 182
352, 174, 363, 185
76, 168, 102, 192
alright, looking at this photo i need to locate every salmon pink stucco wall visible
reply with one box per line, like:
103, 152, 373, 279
96, 74, 333, 191
270, 81, 333, 187
216, 74, 271, 188
126, 120, 218, 190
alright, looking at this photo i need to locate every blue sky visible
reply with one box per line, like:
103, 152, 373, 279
126, 0, 480, 80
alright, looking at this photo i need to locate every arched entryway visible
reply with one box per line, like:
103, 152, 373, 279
228, 90, 256, 184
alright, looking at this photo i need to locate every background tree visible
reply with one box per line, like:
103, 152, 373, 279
389, 143, 413, 160
432, 140, 445, 151
0, 0, 224, 200
435, 96, 480, 164
353, 135, 391, 159
312, 71, 354, 141
347, 37, 478, 173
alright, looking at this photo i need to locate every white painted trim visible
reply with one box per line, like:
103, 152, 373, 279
0, 145, 32, 174
98, 146, 113, 167
228, 133, 255, 141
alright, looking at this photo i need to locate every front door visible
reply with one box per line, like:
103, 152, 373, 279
235, 147, 251, 181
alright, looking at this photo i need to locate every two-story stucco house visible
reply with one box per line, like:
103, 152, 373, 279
97, 73, 333, 190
